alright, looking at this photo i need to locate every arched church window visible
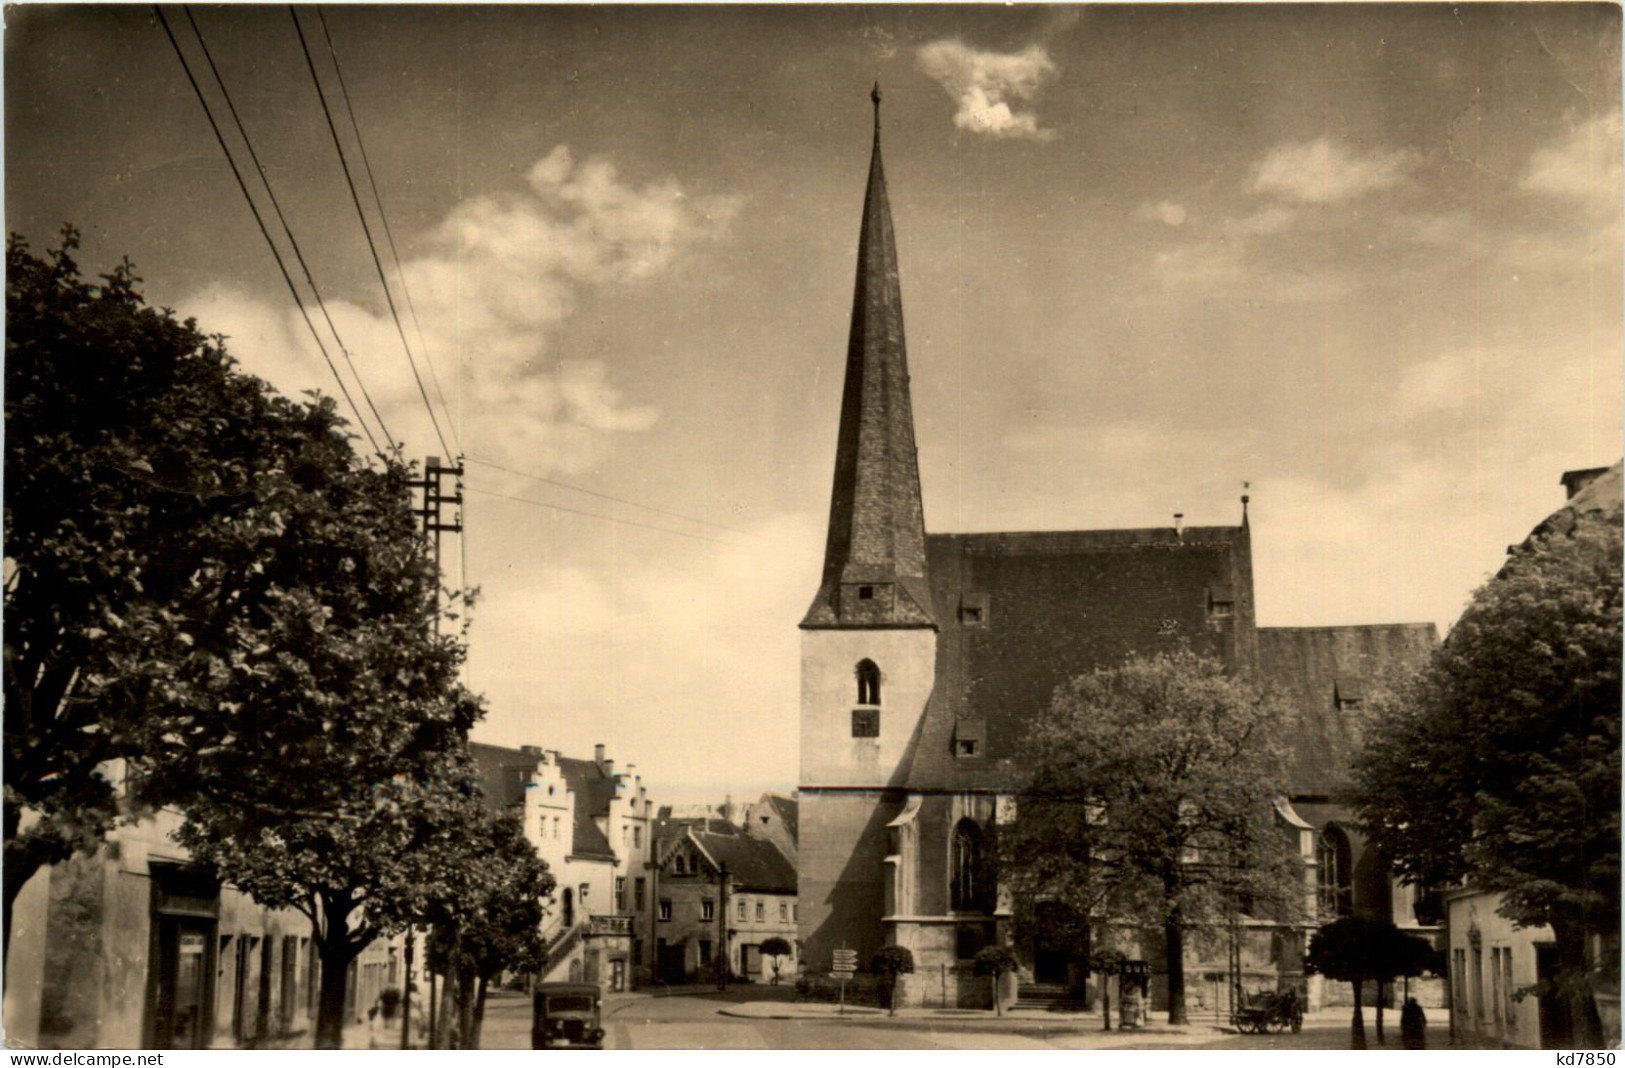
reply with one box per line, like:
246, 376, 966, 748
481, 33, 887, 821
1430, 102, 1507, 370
562, 886, 575, 928
951, 819, 990, 913
856, 660, 881, 706
1317, 825, 1353, 919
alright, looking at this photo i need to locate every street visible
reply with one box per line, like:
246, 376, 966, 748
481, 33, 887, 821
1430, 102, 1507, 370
471, 988, 1444, 1051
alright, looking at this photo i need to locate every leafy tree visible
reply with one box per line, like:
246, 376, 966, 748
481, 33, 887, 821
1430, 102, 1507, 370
1351, 506, 1621, 1047
2, 230, 370, 959
1004, 647, 1303, 1025
869, 946, 914, 1016
426, 809, 554, 1049
152, 443, 483, 1049
972, 945, 1021, 1016
1306, 917, 1434, 1049
761, 936, 793, 985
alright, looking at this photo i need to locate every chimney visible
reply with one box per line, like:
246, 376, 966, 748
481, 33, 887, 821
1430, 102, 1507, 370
1173, 513, 1184, 540
594, 743, 606, 768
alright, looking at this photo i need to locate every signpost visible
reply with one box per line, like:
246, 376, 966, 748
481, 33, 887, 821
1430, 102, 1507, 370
832, 948, 858, 1016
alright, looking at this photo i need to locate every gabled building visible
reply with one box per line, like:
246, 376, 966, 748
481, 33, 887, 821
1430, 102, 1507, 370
471, 742, 654, 991
652, 826, 798, 984
797, 89, 1438, 1010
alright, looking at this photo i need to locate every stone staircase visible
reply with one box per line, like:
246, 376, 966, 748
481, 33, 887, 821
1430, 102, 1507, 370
1015, 982, 1086, 1012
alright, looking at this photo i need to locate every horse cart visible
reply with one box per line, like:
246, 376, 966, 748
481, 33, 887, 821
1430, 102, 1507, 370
1230, 989, 1303, 1034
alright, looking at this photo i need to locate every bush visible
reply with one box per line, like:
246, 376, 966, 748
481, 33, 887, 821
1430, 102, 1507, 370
794, 973, 883, 1006
377, 988, 402, 1022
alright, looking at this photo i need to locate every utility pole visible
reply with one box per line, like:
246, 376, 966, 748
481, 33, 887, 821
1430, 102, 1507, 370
717, 863, 730, 992
402, 454, 464, 1049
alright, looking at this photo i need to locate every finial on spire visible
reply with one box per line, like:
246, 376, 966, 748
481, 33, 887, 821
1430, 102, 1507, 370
872, 82, 882, 108
1241, 480, 1251, 523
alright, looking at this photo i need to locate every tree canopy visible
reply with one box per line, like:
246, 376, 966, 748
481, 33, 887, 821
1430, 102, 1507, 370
1004, 646, 1303, 1025
1307, 917, 1436, 1048
1351, 504, 1621, 1046
2, 230, 373, 951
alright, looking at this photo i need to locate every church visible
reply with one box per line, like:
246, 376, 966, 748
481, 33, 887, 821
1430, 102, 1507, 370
796, 89, 1439, 1010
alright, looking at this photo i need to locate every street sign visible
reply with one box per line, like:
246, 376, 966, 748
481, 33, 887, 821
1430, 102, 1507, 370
832, 949, 858, 974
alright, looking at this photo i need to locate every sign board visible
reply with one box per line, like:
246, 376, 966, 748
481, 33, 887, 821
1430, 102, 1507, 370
832, 949, 858, 972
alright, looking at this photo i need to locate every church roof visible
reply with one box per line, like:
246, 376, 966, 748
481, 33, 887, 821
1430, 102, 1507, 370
904, 523, 1254, 791
802, 87, 934, 629
1256, 623, 1439, 797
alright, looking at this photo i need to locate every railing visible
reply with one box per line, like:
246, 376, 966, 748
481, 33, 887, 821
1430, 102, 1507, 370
544, 922, 584, 974
587, 914, 633, 937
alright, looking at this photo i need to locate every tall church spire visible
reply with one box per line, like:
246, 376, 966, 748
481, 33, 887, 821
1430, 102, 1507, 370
802, 87, 936, 629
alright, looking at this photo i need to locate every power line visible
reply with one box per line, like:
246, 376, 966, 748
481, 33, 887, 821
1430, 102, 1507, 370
288, 5, 456, 460
181, 5, 395, 452
313, 6, 459, 449
465, 486, 734, 545
463, 454, 749, 535
153, 5, 383, 457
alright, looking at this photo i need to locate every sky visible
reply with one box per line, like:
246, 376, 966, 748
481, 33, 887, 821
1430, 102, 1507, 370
7, 4, 1621, 808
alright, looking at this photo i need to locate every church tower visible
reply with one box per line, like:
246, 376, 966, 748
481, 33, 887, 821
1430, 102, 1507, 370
798, 87, 938, 971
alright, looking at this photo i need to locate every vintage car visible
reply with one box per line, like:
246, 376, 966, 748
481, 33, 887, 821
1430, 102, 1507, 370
532, 982, 605, 1049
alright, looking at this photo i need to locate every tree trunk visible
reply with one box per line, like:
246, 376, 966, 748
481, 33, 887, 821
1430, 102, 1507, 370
1165, 906, 1189, 1025
1375, 981, 1386, 1045
315, 933, 355, 1049
1350, 980, 1367, 1050
471, 974, 489, 1050
1555, 920, 1607, 1048
1102, 977, 1112, 1031
456, 962, 478, 1049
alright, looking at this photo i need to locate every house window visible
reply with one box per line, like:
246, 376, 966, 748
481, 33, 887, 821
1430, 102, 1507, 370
951, 819, 990, 913
779, 902, 788, 922
1207, 585, 1235, 620
856, 660, 881, 705
579, 883, 590, 906
957, 740, 978, 757
959, 593, 989, 627
634, 878, 646, 911
851, 708, 880, 738
1500, 947, 1516, 1031
699, 940, 712, 965
1316, 826, 1353, 919
1334, 676, 1365, 710
634, 825, 642, 849
755, 902, 765, 922
622, 825, 630, 846
858, 585, 875, 600
792, 904, 798, 922
616, 877, 626, 911
673, 853, 687, 876
658, 900, 672, 922
702, 900, 715, 921
737, 899, 747, 921
552, 817, 560, 840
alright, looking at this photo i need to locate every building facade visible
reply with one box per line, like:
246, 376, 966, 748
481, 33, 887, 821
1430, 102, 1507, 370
652, 825, 799, 984
3, 784, 397, 1049
470, 742, 654, 991
797, 91, 1439, 1010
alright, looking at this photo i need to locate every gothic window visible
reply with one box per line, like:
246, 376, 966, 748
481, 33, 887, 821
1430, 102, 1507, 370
951, 819, 990, 913
856, 660, 882, 705
1317, 825, 1353, 919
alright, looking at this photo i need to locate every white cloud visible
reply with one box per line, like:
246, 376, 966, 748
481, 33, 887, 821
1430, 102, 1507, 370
182, 146, 739, 473
1250, 136, 1418, 204
1522, 110, 1623, 208
1136, 200, 1188, 227
915, 40, 1058, 142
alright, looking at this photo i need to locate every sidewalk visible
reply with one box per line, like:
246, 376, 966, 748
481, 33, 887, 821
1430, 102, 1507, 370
718, 1001, 1357, 1048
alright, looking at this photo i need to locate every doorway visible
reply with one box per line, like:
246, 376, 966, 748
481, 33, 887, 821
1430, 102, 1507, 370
154, 919, 213, 1048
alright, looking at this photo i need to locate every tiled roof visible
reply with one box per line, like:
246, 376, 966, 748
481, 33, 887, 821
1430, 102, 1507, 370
904, 525, 1253, 791
1257, 624, 1439, 796
556, 756, 617, 859
765, 794, 798, 845
469, 741, 542, 810
802, 93, 934, 629
691, 831, 797, 894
